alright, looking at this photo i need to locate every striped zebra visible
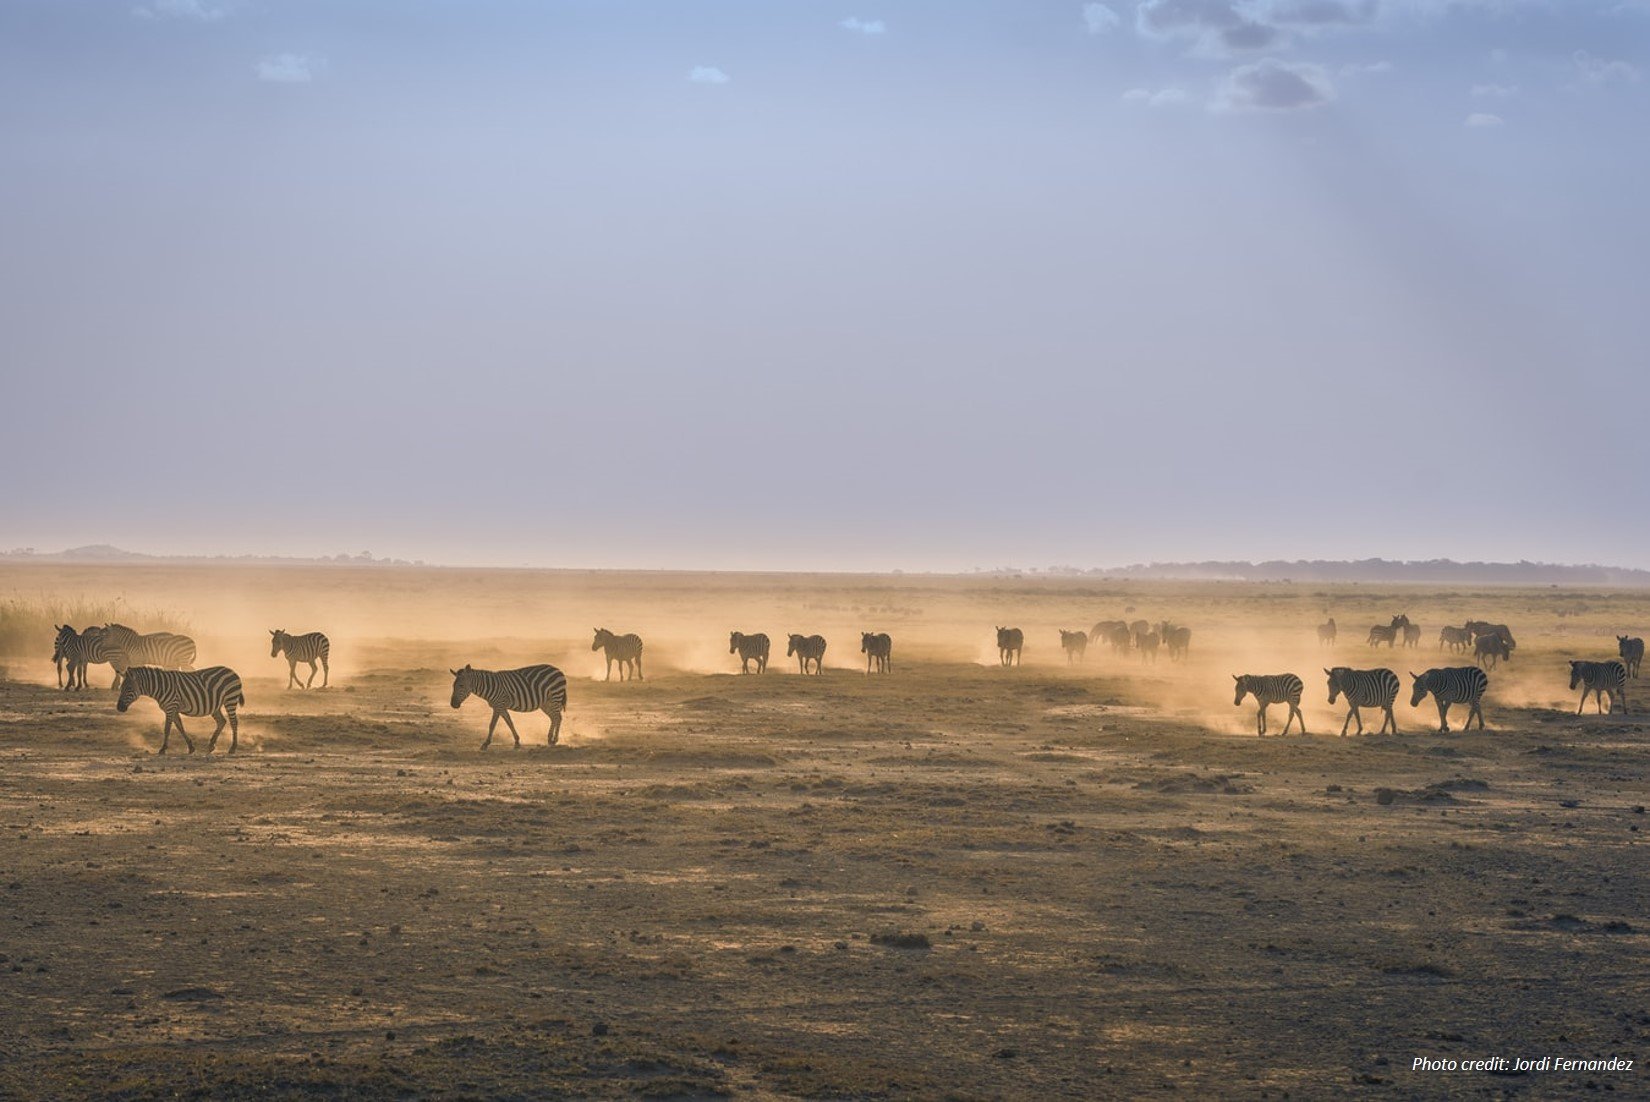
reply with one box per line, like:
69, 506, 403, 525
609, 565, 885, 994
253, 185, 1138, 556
1439, 626, 1472, 653
729, 631, 770, 674
54, 625, 112, 692
1408, 667, 1487, 733
1127, 619, 1149, 642
1317, 618, 1337, 647
1466, 622, 1516, 658
1474, 632, 1509, 670
1569, 660, 1629, 715
995, 627, 1023, 667
1137, 630, 1160, 664
1324, 666, 1400, 736
1058, 629, 1087, 664
102, 624, 196, 688
591, 628, 644, 681
861, 632, 892, 674
270, 629, 330, 689
1617, 635, 1644, 679
1233, 673, 1305, 736
1366, 625, 1397, 649
1401, 623, 1422, 649
450, 663, 567, 748
1163, 625, 1191, 661
117, 665, 245, 755
787, 634, 827, 675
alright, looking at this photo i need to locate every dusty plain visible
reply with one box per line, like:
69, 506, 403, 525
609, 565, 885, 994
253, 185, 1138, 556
0, 564, 1646, 1099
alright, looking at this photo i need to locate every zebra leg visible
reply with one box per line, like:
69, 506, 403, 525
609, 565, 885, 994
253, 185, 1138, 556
635, 654, 643, 681
1470, 701, 1484, 730
227, 705, 239, 752
158, 715, 171, 754
499, 710, 523, 748
545, 706, 562, 746
1256, 704, 1267, 736
481, 710, 501, 750
208, 708, 226, 752
1436, 700, 1450, 733
605, 657, 613, 682
320, 656, 329, 688
304, 660, 319, 689
1577, 692, 1586, 716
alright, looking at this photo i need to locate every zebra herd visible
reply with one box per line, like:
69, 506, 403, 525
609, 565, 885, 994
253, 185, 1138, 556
1234, 666, 1492, 735
36, 616, 1648, 753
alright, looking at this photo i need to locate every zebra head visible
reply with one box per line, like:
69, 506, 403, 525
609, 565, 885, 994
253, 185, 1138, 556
1232, 674, 1250, 706
450, 665, 475, 709
1568, 661, 1585, 691
270, 629, 287, 658
1408, 672, 1429, 708
729, 632, 742, 655
787, 634, 805, 657
1324, 668, 1342, 704
861, 633, 874, 653
116, 668, 147, 712
591, 629, 611, 652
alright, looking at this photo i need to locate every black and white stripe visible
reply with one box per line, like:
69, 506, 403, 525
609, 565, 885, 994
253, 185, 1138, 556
862, 632, 892, 674
1317, 618, 1337, 647
1569, 660, 1629, 715
995, 627, 1023, 667
1474, 632, 1510, 669
1617, 635, 1644, 679
1408, 667, 1488, 732
450, 664, 568, 748
270, 629, 331, 689
591, 628, 644, 681
102, 624, 196, 687
116, 665, 245, 755
788, 633, 827, 675
1401, 623, 1422, 648
1090, 620, 1128, 650
1366, 625, 1397, 648
1324, 666, 1400, 736
729, 631, 770, 674
1136, 630, 1160, 663
1233, 673, 1306, 736
1439, 626, 1472, 653
1058, 630, 1088, 664
54, 625, 112, 692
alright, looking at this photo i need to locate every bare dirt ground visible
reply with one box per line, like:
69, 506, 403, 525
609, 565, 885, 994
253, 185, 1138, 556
0, 565, 1646, 1099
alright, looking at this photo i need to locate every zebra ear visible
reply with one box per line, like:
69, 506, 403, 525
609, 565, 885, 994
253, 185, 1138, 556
449, 668, 459, 676
1231, 674, 1239, 682
1323, 668, 1332, 676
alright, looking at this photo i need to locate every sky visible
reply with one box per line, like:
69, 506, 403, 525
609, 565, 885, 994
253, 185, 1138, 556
1, 0, 1646, 571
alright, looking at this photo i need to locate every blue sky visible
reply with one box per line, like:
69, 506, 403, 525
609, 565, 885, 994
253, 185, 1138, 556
1, 1, 1645, 570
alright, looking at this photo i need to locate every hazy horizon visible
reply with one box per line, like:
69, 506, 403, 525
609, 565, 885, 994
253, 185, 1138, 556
4, 1, 1646, 572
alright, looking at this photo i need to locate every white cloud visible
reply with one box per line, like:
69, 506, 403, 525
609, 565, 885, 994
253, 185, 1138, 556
134, 0, 229, 19
1340, 60, 1393, 76
689, 66, 731, 85
256, 53, 320, 83
1471, 82, 1516, 97
1123, 86, 1192, 105
1137, 0, 1280, 53
1572, 50, 1641, 87
1083, 3, 1121, 33
1465, 112, 1504, 127
840, 17, 886, 35
1218, 58, 1335, 110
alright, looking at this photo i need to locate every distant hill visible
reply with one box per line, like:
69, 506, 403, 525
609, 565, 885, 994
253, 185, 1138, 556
0, 545, 426, 567
1010, 559, 1650, 587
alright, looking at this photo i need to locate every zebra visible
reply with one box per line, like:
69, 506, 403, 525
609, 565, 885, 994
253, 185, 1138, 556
1439, 626, 1472, 653
1408, 667, 1487, 733
1058, 630, 1087, 664
1402, 623, 1422, 649
53, 625, 112, 692
1317, 618, 1337, 647
117, 665, 245, 755
1324, 667, 1400, 736
861, 632, 892, 674
1474, 632, 1509, 670
1569, 660, 1629, 715
729, 631, 770, 674
787, 634, 826, 675
1089, 620, 1127, 649
1617, 635, 1644, 679
450, 663, 567, 749
1163, 625, 1191, 661
270, 629, 330, 689
591, 628, 643, 681
995, 627, 1023, 667
1137, 630, 1160, 664
102, 624, 196, 688
1366, 625, 1397, 649
1233, 674, 1305, 736
1127, 620, 1149, 645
